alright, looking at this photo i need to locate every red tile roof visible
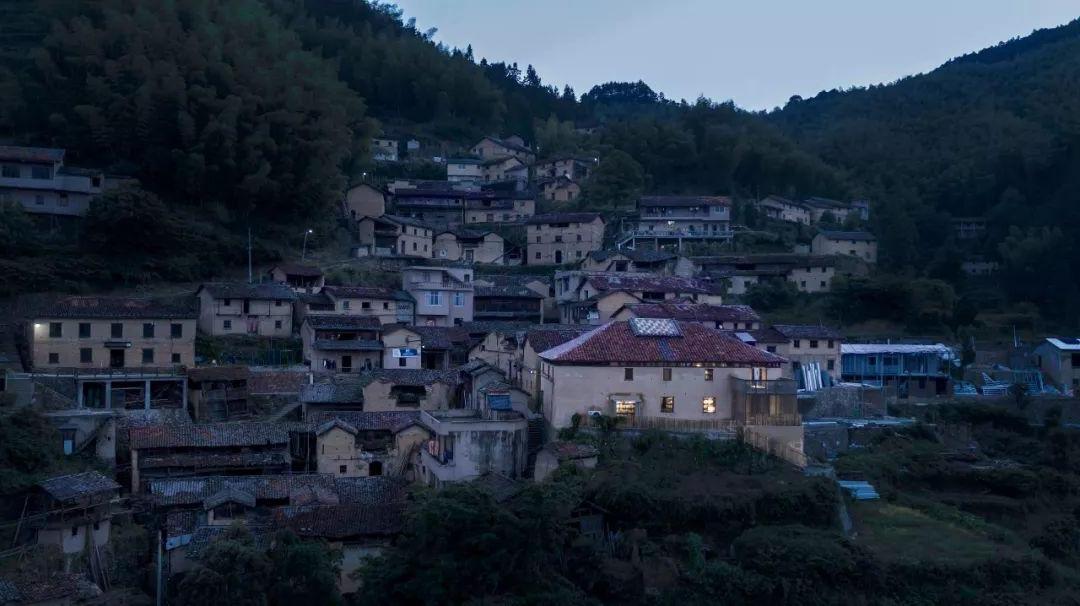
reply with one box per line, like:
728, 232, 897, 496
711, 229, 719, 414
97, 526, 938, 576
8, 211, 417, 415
129, 422, 289, 450
622, 302, 760, 323
538, 321, 784, 366
584, 274, 711, 295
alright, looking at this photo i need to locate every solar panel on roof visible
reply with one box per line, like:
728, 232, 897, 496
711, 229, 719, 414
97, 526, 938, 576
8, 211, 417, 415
629, 318, 682, 337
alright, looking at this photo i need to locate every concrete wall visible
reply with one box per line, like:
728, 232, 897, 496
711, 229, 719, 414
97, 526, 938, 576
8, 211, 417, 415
197, 291, 293, 337
344, 184, 386, 220
811, 235, 877, 263
30, 318, 196, 369
540, 363, 763, 428
527, 218, 605, 265
765, 338, 841, 380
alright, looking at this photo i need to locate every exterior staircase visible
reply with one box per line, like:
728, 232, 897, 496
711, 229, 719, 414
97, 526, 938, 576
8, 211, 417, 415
523, 416, 546, 480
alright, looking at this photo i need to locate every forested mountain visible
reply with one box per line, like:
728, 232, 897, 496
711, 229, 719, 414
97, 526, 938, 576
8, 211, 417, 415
770, 18, 1080, 309
2, 0, 1080, 321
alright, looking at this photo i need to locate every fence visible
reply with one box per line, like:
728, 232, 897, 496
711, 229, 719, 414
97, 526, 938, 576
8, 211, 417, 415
620, 415, 739, 434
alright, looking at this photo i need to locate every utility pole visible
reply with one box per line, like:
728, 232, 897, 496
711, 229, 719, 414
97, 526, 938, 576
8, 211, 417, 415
247, 227, 253, 283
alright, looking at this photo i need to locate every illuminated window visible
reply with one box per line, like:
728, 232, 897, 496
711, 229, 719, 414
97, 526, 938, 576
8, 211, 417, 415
702, 397, 716, 414
704, 369, 713, 381
614, 400, 637, 417
661, 396, 674, 413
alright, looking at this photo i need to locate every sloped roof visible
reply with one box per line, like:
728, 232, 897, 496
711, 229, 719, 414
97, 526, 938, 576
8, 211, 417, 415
804, 196, 851, 209
129, 422, 290, 450
539, 321, 785, 366
525, 325, 596, 353
584, 273, 710, 295
270, 263, 322, 278
622, 302, 760, 323
476, 136, 532, 155
334, 476, 409, 505
274, 503, 404, 538
248, 369, 309, 395
406, 325, 472, 350
526, 212, 603, 225
0, 145, 64, 163
758, 195, 809, 210
307, 411, 422, 432
772, 324, 843, 340
22, 295, 197, 320
587, 249, 678, 264
148, 474, 339, 507
315, 418, 359, 436
474, 275, 545, 299
38, 471, 119, 502
198, 282, 297, 301
304, 315, 382, 331
749, 327, 788, 344
203, 487, 256, 510
140, 451, 290, 470
322, 286, 414, 302
639, 195, 731, 207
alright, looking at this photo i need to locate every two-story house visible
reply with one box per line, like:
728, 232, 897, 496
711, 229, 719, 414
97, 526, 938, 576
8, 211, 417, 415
446, 158, 484, 184
803, 197, 855, 223
581, 249, 695, 277
811, 231, 878, 263
612, 302, 761, 331
0, 146, 107, 216
401, 266, 475, 326
301, 315, 383, 373
371, 138, 399, 162
631, 195, 732, 240
526, 212, 606, 265
433, 229, 506, 264
534, 156, 594, 181
538, 176, 581, 203
756, 195, 811, 225
748, 324, 843, 389
694, 254, 837, 294
355, 215, 434, 258
470, 136, 535, 164
25, 296, 197, 370
1035, 338, 1080, 393
195, 283, 296, 337
537, 319, 791, 430
841, 342, 954, 399
473, 275, 546, 323
554, 271, 722, 324
321, 286, 415, 325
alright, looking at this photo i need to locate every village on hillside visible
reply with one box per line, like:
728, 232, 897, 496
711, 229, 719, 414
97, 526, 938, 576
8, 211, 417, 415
0, 132, 1072, 603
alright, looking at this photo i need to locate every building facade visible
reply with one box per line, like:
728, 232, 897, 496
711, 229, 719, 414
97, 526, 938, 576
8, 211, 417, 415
526, 212, 606, 265
0, 146, 107, 217
196, 283, 296, 337
811, 231, 878, 263
401, 266, 475, 326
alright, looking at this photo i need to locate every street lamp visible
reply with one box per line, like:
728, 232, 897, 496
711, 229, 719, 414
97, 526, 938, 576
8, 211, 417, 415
302, 229, 313, 261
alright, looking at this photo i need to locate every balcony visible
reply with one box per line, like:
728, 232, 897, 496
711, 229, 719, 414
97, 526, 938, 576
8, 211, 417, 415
730, 377, 800, 426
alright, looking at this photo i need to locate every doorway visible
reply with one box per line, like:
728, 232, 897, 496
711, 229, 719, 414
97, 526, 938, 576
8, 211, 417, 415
554, 250, 563, 264
109, 350, 125, 368
341, 355, 352, 373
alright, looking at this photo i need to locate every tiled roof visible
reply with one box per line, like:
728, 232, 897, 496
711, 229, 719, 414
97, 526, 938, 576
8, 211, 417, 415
380, 213, 437, 230
459, 320, 532, 336
307, 411, 422, 432
584, 273, 710, 295
273, 503, 404, 538
198, 282, 297, 301
804, 196, 850, 209
817, 230, 875, 242
772, 324, 843, 340
247, 369, 309, 394
334, 476, 409, 505
322, 286, 414, 302
304, 315, 382, 331
469, 473, 525, 503
525, 212, 603, 225
115, 409, 193, 454
140, 450, 291, 470
525, 325, 596, 353
297, 291, 334, 307
270, 263, 323, 278
539, 321, 785, 365
187, 366, 250, 382
474, 275, 544, 299
758, 195, 809, 210
692, 253, 836, 268
315, 418, 358, 436
203, 487, 256, 510
748, 327, 788, 344
639, 195, 731, 207
129, 422, 290, 450
623, 302, 760, 323
165, 510, 199, 541
312, 339, 383, 352
0, 573, 93, 604
148, 474, 339, 507
38, 471, 119, 502
185, 525, 272, 559
407, 325, 472, 350
21, 295, 197, 320
363, 368, 463, 387
299, 377, 366, 404
0, 145, 65, 163
588, 249, 678, 264
477, 136, 532, 155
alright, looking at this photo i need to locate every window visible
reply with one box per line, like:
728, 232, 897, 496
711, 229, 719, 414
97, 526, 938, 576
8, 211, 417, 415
171, 323, 183, 338
80, 348, 92, 363
339, 465, 347, 475
223, 320, 232, 330
79, 323, 91, 338
71, 526, 78, 537
792, 339, 801, 349
142, 348, 154, 364
576, 250, 582, 258
624, 368, 634, 381
34, 194, 44, 206
427, 291, 442, 306
413, 242, 418, 251
111, 323, 123, 338
143, 323, 155, 338
702, 397, 716, 414
661, 396, 675, 413
453, 292, 465, 307
48, 322, 62, 338
0, 164, 17, 178
820, 281, 827, 288
342, 301, 351, 310
275, 320, 283, 329
766, 345, 777, 353
535, 236, 541, 243
662, 368, 672, 381
554, 235, 563, 243
800, 281, 806, 288
868, 356, 877, 366
48, 353, 59, 364
614, 400, 637, 417
383, 302, 390, 309
827, 359, 835, 371
809, 340, 819, 349
827, 339, 835, 348
58, 194, 68, 207
274, 300, 282, 307
172, 353, 181, 364
535, 252, 541, 260
31, 165, 50, 179
398, 357, 407, 367
704, 368, 713, 381
576, 234, 582, 242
